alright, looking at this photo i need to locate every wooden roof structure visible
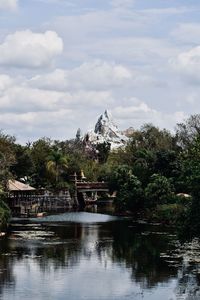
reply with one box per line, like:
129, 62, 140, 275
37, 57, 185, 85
8, 180, 35, 192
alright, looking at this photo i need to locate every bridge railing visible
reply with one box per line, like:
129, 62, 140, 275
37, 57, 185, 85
76, 182, 108, 190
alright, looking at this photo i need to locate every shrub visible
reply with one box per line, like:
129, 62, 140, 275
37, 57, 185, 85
145, 174, 174, 208
0, 188, 11, 231
115, 174, 143, 213
151, 203, 186, 225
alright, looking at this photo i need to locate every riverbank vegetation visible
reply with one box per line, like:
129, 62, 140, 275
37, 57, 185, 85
0, 187, 11, 231
1, 114, 200, 237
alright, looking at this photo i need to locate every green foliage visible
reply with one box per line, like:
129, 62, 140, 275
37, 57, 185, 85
115, 174, 143, 213
177, 137, 200, 194
2, 113, 200, 233
127, 124, 175, 155
29, 138, 52, 187
80, 160, 100, 181
11, 144, 33, 178
0, 187, 10, 230
153, 150, 180, 179
46, 150, 68, 185
145, 174, 174, 208
132, 149, 155, 186
96, 142, 111, 164
108, 165, 132, 192
176, 114, 200, 149
0, 131, 16, 188
152, 203, 186, 225
108, 165, 144, 213
172, 136, 200, 237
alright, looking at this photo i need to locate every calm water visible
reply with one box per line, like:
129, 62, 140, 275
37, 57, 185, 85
0, 211, 200, 300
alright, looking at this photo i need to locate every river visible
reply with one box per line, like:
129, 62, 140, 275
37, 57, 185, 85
0, 211, 199, 300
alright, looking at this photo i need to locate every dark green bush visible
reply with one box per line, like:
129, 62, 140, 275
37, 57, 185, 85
151, 203, 186, 225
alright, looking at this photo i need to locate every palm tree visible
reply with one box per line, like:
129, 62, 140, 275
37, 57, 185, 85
46, 151, 68, 183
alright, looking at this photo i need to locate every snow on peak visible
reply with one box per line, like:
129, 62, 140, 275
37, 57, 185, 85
84, 110, 128, 149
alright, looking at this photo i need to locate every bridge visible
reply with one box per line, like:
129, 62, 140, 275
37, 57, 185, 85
76, 182, 109, 192
75, 181, 109, 207
7, 179, 110, 215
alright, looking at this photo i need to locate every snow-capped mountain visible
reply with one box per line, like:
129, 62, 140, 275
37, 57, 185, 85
84, 110, 128, 149
122, 127, 135, 137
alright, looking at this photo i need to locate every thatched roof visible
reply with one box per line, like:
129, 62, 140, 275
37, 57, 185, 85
8, 180, 35, 192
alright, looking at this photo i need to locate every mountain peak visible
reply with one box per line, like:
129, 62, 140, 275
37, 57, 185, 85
94, 110, 117, 136
85, 110, 127, 149
104, 109, 112, 119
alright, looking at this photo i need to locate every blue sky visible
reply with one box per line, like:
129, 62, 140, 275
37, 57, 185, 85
0, 0, 200, 143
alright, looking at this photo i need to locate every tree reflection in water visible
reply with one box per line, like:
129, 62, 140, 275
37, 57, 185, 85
0, 217, 200, 299
0, 238, 15, 297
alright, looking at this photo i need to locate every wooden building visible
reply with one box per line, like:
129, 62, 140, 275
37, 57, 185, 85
7, 180, 73, 216
7, 180, 36, 215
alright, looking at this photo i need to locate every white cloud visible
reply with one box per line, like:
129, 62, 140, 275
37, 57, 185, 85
29, 61, 132, 91
46, 5, 181, 68
71, 61, 132, 88
0, 0, 18, 11
0, 72, 116, 142
89, 37, 178, 66
0, 71, 186, 143
0, 0, 197, 144
171, 45, 200, 83
30, 69, 69, 91
0, 109, 74, 143
0, 74, 13, 91
50, 9, 145, 40
171, 23, 200, 44
141, 7, 191, 16
0, 30, 63, 68
0, 54, 182, 143
111, 0, 135, 8
112, 101, 186, 131
0, 82, 114, 114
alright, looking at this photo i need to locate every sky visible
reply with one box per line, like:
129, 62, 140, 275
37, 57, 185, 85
0, 0, 200, 143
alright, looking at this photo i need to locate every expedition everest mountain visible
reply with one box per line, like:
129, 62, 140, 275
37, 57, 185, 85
81, 110, 131, 150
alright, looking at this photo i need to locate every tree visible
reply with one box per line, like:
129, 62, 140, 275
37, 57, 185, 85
108, 165, 144, 213
46, 150, 68, 185
30, 138, 52, 187
176, 136, 200, 194
132, 148, 155, 186
96, 142, 111, 163
145, 174, 174, 208
109, 165, 132, 192
127, 124, 175, 154
153, 150, 180, 180
11, 144, 33, 179
0, 186, 10, 230
0, 131, 16, 188
122, 124, 176, 182
116, 174, 143, 213
176, 114, 200, 148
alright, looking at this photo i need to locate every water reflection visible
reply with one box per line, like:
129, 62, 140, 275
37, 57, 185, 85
0, 212, 199, 299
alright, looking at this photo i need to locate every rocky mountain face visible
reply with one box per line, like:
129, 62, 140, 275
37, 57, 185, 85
122, 127, 135, 137
83, 110, 128, 149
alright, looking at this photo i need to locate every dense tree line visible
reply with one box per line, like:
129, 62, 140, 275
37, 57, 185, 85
1, 114, 200, 236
